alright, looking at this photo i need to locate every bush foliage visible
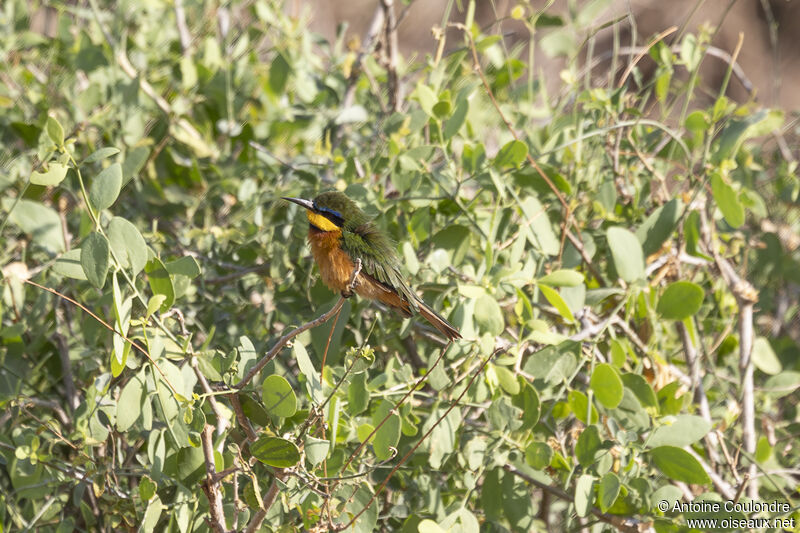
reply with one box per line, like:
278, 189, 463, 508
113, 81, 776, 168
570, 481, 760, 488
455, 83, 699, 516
1, 0, 798, 531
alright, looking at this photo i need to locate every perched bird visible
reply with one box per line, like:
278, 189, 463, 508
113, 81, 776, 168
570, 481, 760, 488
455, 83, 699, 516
283, 191, 461, 340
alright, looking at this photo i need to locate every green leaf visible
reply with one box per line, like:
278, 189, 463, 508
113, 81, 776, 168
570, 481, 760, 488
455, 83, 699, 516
145, 258, 175, 313
372, 400, 400, 461
304, 436, 330, 466
598, 472, 620, 512
494, 140, 528, 168
519, 196, 560, 256
607, 227, 645, 282
714, 109, 784, 163
108, 217, 148, 275
268, 53, 290, 95
620, 373, 658, 409
494, 365, 520, 394
711, 173, 744, 228
250, 436, 300, 468
83, 147, 120, 164
239, 394, 270, 427
30, 162, 68, 186
2, 198, 65, 253
295, 342, 322, 403
262, 375, 297, 418
648, 415, 711, 448
443, 98, 469, 140
511, 378, 540, 430
574, 474, 594, 518
650, 446, 711, 485
680, 33, 702, 71
46, 116, 65, 146
415, 83, 438, 117
575, 425, 601, 466
684, 210, 711, 259
81, 232, 110, 289
539, 284, 575, 323
636, 199, 680, 257
141, 495, 163, 533
138, 475, 157, 502
568, 390, 598, 424
590, 363, 624, 408
752, 337, 781, 375
348, 372, 369, 415
53, 249, 87, 280
146, 295, 166, 319
89, 162, 123, 211
762, 371, 800, 398
116, 371, 145, 432
474, 294, 504, 335
525, 442, 553, 470
656, 281, 704, 320
538, 269, 584, 287
166, 256, 201, 278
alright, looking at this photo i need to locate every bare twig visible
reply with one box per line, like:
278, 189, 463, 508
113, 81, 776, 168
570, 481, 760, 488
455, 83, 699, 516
381, 0, 400, 111
228, 392, 258, 442
245, 474, 285, 533
676, 320, 720, 465
503, 465, 644, 533
174, 0, 191, 54
343, 346, 501, 528
200, 424, 227, 533
699, 208, 759, 499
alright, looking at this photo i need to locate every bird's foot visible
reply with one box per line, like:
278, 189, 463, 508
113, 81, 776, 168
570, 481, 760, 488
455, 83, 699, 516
341, 289, 354, 298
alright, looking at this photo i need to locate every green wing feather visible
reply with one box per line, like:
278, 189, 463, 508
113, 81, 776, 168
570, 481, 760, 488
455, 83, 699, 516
340, 221, 419, 311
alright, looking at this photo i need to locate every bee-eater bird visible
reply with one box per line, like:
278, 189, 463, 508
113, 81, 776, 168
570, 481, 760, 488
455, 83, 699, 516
283, 191, 461, 341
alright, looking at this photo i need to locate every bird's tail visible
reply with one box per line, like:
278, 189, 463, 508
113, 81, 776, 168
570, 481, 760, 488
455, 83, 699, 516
417, 300, 462, 341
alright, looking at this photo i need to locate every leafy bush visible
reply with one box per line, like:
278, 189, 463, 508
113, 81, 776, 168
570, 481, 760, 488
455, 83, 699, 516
1, 0, 798, 531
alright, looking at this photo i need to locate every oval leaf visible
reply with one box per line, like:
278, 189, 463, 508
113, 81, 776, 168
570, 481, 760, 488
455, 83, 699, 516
607, 227, 645, 282
108, 216, 148, 275
474, 294, 504, 335
648, 415, 711, 448
598, 472, 621, 512
657, 281, 704, 320
590, 363, 624, 408
145, 258, 175, 313
262, 374, 297, 418
81, 232, 110, 289
250, 436, 300, 468
650, 446, 711, 484
494, 140, 528, 168
539, 284, 575, 323
711, 174, 744, 228
539, 269, 584, 287
304, 436, 330, 466
89, 162, 123, 211
84, 147, 120, 164
30, 162, 68, 186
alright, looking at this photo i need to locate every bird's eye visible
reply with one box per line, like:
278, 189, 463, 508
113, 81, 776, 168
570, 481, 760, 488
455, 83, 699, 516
316, 206, 344, 226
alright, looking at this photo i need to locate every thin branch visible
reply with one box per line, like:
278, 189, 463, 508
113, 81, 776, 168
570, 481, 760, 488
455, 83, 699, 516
200, 424, 227, 533
234, 260, 361, 390
381, 0, 401, 112
174, 0, 191, 54
343, 346, 501, 528
503, 465, 643, 533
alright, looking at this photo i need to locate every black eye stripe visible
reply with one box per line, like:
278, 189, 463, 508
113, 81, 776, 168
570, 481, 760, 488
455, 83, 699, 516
312, 203, 344, 226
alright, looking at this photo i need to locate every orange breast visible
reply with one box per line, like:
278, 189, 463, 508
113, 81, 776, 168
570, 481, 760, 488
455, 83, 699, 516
307, 228, 355, 292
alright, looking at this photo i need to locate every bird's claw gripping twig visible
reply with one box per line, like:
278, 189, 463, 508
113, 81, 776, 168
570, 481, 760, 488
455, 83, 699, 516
342, 258, 362, 298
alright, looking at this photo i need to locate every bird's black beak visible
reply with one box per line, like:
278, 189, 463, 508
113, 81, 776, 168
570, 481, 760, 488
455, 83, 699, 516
281, 197, 315, 211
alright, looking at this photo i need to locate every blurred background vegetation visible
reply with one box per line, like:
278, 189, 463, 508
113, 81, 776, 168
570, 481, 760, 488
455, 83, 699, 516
1, 0, 798, 531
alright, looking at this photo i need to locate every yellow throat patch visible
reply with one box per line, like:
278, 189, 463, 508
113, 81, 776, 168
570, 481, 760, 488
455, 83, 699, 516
307, 211, 341, 232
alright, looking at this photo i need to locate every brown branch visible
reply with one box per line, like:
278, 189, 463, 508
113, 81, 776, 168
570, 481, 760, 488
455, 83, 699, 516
245, 473, 285, 533
381, 0, 400, 112
200, 424, 227, 533
343, 346, 501, 528
503, 465, 644, 533
234, 259, 361, 390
